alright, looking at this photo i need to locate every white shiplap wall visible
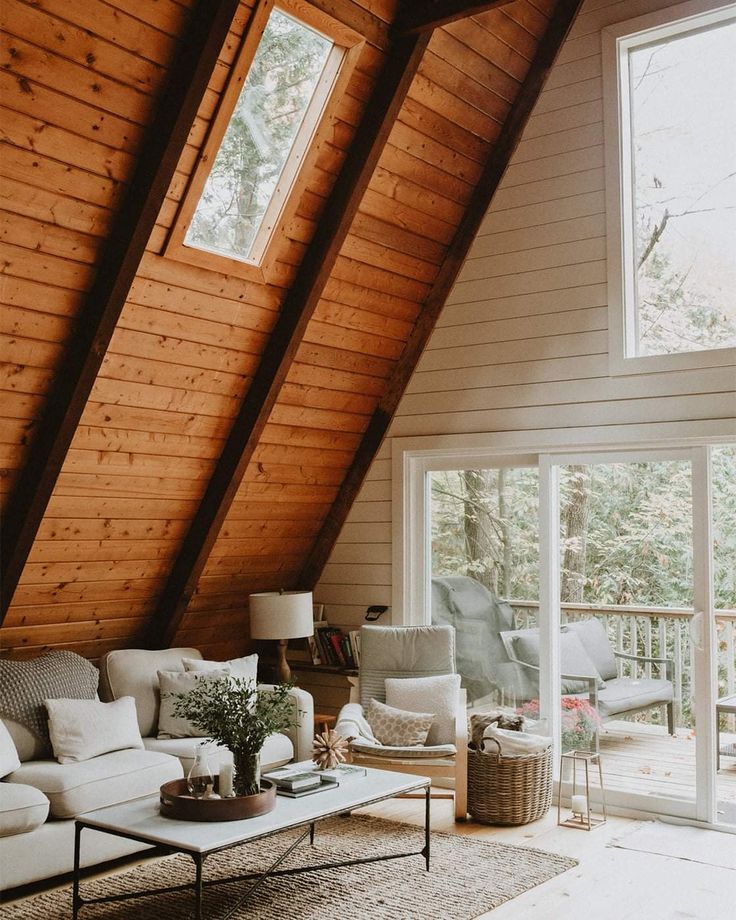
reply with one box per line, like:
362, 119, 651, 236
316, 0, 736, 627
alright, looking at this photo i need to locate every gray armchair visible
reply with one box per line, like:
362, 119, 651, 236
502, 618, 675, 743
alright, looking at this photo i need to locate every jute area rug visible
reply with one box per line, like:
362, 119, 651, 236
6, 815, 577, 920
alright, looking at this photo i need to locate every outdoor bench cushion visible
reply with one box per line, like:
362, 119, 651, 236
569, 677, 673, 719
0, 782, 49, 836
3, 749, 182, 819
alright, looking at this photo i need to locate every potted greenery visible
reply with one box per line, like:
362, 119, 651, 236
172, 677, 296, 797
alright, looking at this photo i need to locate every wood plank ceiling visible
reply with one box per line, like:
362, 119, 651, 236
0, 0, 579, 660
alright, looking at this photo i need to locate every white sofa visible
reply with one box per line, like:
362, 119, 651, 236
0, 647, 313, 891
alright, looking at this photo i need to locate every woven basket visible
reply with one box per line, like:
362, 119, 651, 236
467, 739, 552, 826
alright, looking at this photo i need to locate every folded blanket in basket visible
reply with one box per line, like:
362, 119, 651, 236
481, 726, 551, 756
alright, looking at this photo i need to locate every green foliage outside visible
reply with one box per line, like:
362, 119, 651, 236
187, 10, 331, 261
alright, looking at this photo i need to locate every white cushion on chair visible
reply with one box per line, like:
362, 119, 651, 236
385, 674, 461, 746
350, 739, 457, 759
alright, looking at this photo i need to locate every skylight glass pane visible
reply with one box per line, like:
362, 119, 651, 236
629, 20, 736, 356
186, 9, 333, 262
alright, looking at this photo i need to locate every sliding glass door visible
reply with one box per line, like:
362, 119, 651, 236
408, 441, 735, 825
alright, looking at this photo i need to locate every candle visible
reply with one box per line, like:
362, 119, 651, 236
219, 760, 234, 797
571, 794, 588, 817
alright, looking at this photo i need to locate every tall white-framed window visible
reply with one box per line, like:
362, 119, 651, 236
603, 0, 736, 375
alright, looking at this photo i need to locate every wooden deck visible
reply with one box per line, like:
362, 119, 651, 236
599, 720, 736, 819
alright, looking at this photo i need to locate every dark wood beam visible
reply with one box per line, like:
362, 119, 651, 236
393, 0, 513, 36
300, 0, 584, 590
146, 30, 432, 650
0, 0, 242, 622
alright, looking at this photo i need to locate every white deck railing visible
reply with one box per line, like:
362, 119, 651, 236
505, 600, 736, 731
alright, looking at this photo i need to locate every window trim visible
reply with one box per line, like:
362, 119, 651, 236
603, 0, 736, 376
165, 0, 363, 283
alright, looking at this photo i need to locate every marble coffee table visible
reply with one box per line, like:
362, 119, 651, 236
73, 765, 431, 919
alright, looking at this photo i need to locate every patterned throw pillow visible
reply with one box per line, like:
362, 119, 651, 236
365, 699, 434, 747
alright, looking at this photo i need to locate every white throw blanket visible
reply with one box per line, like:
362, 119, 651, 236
481, 726, 551, 756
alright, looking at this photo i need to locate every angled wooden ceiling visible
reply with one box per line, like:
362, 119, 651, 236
0, 0, 580, 659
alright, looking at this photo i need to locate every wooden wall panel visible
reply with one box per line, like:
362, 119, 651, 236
177, 1, 551, 651
1, 0, 577, 659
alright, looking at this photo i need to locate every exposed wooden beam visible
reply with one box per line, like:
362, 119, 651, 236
0, 0, 242, 622
146, 30, 432, 650
393, 0, 513, 36
299, 0, 585, 590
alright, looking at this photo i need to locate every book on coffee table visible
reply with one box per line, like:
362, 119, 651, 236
266, 770, 322, 793
318, 765, 367, 784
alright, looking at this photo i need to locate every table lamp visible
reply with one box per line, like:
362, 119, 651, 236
249, 590, 314, 684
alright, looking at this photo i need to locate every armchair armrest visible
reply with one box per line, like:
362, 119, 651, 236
506, 653, 599, 707
614, 651, 675, 681
258, 683, 314, 762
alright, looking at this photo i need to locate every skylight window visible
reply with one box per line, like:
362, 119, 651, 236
604, 4, 736, 371
181, 6, 344, 267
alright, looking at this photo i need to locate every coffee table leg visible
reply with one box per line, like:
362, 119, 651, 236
73, 822, 83, 919
194, 854, 204, 920
309, 822, 315, 846
424, 786, 431, 871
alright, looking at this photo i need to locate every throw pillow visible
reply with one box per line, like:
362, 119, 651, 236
562, 619, 618, 681
182, 654, 258, 684
385, 673, 461, 746
0, 651, 99, 760
512, 631, 604, 694
0, 720, 21, 777
45, 697, 144, 764
157, 669, 230, 739
365, 699, 433, 747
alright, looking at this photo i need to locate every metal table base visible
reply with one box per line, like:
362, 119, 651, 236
73, 785, 431, 920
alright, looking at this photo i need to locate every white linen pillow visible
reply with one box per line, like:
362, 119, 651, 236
157, 668, 230, 739
385, 674, 461, 746
182, 654, 258, 684
45, 697, 143, 764
365, 699, 433, 747
0, 720, 21, 777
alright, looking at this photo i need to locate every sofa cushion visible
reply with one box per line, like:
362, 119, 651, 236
99, 647, 202, 737
183, 654, 258, 684
0, 651, 99, 760
385, 673, 461, 746
0, 721, 21, 778
350, 739, 457, 759
563, 619, 618, 681
157, 669, 230, 738
143, 732, 294, 772
46, 697, 144, 763
0, 782, 49, 836
4, 749, 182, 819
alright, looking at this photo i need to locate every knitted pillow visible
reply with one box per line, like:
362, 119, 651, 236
0, 651, 99, 760
366, 699, 434, 747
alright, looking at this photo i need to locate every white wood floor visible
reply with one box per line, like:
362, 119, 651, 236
359, 796, 735, 920
6, 796, 734, 918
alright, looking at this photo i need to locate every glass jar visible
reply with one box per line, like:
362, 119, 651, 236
233, 750, 261, 797
187, 743, 214, 798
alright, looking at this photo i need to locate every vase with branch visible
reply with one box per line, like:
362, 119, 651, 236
172, 677, 297, 797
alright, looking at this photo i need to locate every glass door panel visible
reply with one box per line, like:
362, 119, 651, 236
546, 452, 704, 819
428, 465, 539, 712
713, 445, 736, 826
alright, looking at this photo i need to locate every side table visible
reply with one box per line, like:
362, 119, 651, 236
314, 712, 337, 735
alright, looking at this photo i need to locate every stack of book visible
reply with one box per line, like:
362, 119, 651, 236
309, 623, 361, 668
264, 764, 367, 797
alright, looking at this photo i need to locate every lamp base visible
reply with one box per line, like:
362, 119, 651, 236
276, 638, 292, 684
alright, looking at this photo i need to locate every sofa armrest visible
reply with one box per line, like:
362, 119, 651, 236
258, 683, 314, 763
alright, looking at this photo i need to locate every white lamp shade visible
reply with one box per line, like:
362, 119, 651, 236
249, 591, 314, 640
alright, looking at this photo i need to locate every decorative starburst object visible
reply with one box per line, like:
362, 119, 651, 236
312, 728, 349, 771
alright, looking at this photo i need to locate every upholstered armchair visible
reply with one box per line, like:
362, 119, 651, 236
335, 625, 468, 821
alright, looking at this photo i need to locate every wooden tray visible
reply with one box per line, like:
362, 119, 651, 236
159, 778, 276, 822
